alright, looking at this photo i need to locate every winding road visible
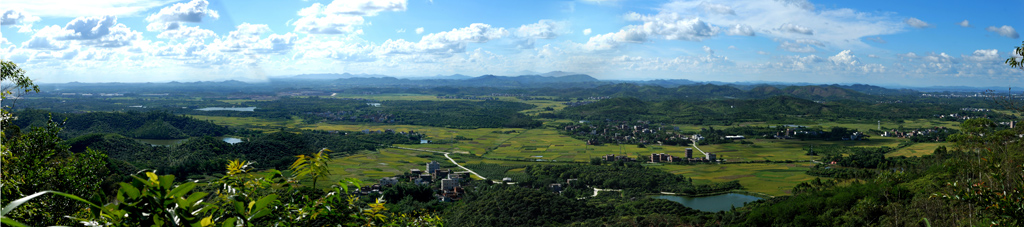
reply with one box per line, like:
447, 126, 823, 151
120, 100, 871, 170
391, 146, 486, 180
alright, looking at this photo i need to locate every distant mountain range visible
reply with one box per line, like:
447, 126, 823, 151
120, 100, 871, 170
41, 71, 1021, 95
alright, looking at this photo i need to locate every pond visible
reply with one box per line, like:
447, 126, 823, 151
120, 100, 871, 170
195, 107, 256, 112
135, 137, 244, 146
651, 193, 762, 212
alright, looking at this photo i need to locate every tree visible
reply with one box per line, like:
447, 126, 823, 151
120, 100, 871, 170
289, 148, 332, 188
1006, 41, 1024, 70
1, 61, 110, 225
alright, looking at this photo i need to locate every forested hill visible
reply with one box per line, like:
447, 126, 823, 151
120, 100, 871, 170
11, 110, 231, 139
555, 96, 964, 125
747, 85, 879, 101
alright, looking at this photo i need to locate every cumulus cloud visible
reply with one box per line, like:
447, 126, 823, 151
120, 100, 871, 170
31, 16, 142, 47
962, 49, 999, 62
584, 12, 720, 51
778, 23, 813, 35
1, 9, 40, 26
986, 25, 1019, 39
377, 23, 508, 56
293, 0, 407, 34
145, 0, 219, 31
515, 20, 568, 39
415, 27, 424, 34
904, 17, 933, 28
21, 34, 69, 50
957, 20, 970, 27
725, 24, 754, 36
660, 0, 903, 48
703, 45, 714, 55
828, 50, 858, 66
583, 28, 592, 35
897, 52, 918, 59
212, 23, 295, 54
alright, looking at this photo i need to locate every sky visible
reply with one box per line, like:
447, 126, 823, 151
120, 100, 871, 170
1, 0, 1022, 87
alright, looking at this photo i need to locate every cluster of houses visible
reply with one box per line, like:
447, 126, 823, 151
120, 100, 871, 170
353, 161, 470, 202
880, 127, 949, 138
649, 148, 719, 163
599, 147, 721, 163
565, 121, 691, 146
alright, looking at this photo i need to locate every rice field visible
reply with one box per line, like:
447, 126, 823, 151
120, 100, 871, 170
655, 163, 818, 197
886, 142, 951, 157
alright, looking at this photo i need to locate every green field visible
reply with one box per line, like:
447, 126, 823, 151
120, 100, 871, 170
187, 94, 964, 196
655, 163, 818, 197
318, 148, 436, 184
886, 142, 950, 157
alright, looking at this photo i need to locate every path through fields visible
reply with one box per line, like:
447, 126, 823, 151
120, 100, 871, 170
391, 146, 486, 180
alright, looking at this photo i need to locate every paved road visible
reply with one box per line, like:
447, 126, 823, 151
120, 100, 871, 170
392, 146, 487, 180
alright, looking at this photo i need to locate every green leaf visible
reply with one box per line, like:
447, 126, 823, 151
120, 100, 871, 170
118, 183, 140, 199
220, 217, 236, 227
248, 208, 273, 220
251, 194, 278, 213
159, 175, 175, 189
185, 192, 209, 207
0, 217, 27, 227
168, 182, 196, 198
2, 191, 54, 216
233, 201, 245, 214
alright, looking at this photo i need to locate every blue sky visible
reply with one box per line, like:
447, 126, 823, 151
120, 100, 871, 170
1, 0, 1022, 87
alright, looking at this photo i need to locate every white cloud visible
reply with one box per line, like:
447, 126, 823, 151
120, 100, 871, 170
145, 0, 219, 31
4, 0, 176, 17
626, 12, 720, 41
867, 54, 878, 58
1, 9, 40, 26
725, 24, 754, 36
415, 27, 424, 34
583, 28, 592, 35
703, 45, 714, 55
778, 23, 813, 35
828, 50, 858, 66
292, 0, 407, 34
778, 40, 815, 53
156, 25, 217, 40
957, 20, 970, 27
515, 20, 568, 39
31, 16, 143, 47
904, 17, 933, 28
700, 2, 735, 15
377, 23, 508, 56
660, 0, 904, 48
962, 49, 999, 62
923, 52, 954, 63
986, 25, 1019, 39
21, 34, 69, 50
396, 29, 406, 33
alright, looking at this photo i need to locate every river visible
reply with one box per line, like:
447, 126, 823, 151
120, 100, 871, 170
651, 193, 762, 212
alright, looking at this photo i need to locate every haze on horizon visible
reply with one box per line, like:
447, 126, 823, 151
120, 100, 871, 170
1, 0, 1022, 87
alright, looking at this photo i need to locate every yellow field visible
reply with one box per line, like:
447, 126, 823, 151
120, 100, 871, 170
886, 142, 950, 157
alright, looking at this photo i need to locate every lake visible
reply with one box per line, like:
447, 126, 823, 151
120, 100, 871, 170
651, 193, 762, 212
135, 137, 244, 146
196, 107, 257, 112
